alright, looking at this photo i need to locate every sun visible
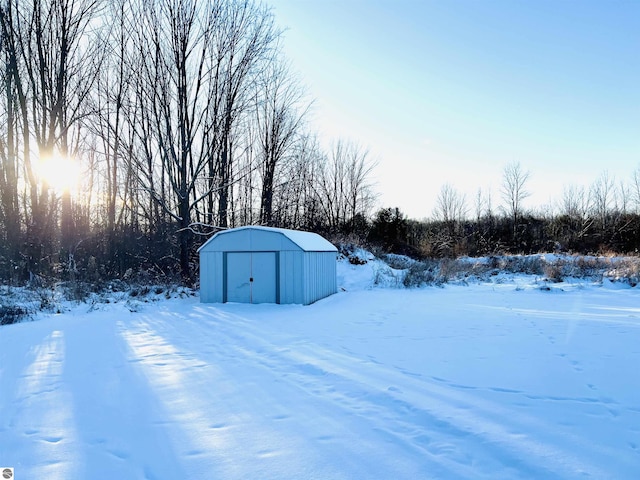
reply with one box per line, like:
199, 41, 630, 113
38, 154, 80, 193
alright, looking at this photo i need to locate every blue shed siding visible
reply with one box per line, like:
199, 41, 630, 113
303, 252, 338, 305
198, 226, 337, 305
199, 251, 224, 303
279, 251, 304, 304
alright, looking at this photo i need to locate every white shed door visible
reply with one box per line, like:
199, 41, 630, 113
226, 252, 277, 303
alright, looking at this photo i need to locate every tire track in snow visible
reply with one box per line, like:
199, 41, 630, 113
132, 310, 458, 479
285, 344, 620, 478
119, 317, 348, 480
181, 309, 527, 477
192, 307, 612, 479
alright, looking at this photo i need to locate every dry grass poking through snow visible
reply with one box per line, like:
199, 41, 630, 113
2, 249, 639, 324
341, 246, 640, 289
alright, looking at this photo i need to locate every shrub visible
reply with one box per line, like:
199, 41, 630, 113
568, 256, 609, 279
402, 261, 440, 287
604, 257, 640, 286
502, 255, 545, 275
382, 254, 416, 270
0, 305, 30, 325
371, 264, 400, 287
543, 262, 564, 283
438, 258, 469, 282
348, 255, 367, 265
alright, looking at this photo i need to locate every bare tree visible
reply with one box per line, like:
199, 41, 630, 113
207, 0, 279, 228
344, 143, 377, 225
632, 166, 640, 214
554, 184, 591, 246
0, 4, 21, 272
0, 0, 102, 275
432, 183, 468, 254
434, 183, 467, 226
79, 0, 146, 275
91, 0, 133, 233
127, 0, 280, 279
314, 139, 376, 232
589, 171, 615, 230
255, 56, 308, 226
273, 133, 324, 229
560, 184, 588, 220
132, 0, 214, 279
617, 180, 630, 215
501, 161, 530, 241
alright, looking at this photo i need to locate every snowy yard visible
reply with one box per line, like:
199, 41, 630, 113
1, 264, 639, 479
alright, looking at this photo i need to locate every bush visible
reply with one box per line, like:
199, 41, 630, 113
604, 257, 640, 286
0, 304, 30, 325
348, 255, 367, 265
543, 263, 564, 283
502, 256, 545, 275
438, 258, 471, 282
382, 253, 416, 270
372, 264, 400, 287
402, 261, 440, 287
556, 255, 610, 280
377, 251, 640, 288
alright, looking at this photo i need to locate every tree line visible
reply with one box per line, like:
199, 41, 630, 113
0, 0, 375, 284
1, 0, 636, 287
368, 162, 640, 259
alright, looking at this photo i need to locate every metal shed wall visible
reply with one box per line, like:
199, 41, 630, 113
303, 252, 338, 304
199, 251, 224, 303
278, 250, 305, 304
198, 226, 337, 305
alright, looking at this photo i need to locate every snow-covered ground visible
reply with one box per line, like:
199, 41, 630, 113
1, 257, 639, 479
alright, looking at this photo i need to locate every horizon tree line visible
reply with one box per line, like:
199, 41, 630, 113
0, 0, 376, 284
389, 162, 640, 258
0, 0, 637, 286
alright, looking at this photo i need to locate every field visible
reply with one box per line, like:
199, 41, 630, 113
1, 259, 639, 479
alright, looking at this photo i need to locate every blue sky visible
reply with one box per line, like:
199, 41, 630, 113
268, 0, 640, 219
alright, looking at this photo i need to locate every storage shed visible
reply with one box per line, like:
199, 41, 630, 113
198, 226, 338, 305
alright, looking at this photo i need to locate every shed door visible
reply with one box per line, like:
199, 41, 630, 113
226, 252, 277, 303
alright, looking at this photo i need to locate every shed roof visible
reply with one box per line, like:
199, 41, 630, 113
198, 226, 337, 252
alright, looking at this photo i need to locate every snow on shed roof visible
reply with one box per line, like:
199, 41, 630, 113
198, 226, 337, 252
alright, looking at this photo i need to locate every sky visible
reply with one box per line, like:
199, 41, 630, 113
267, 0, 640, 220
